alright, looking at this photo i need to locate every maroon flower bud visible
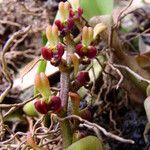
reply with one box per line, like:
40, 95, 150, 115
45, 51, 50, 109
67, 18, 74, 31
87, 46, 97, 59
76, 71, 90, 86
57, 43, 65, 59
77, 7, 83, 18
34, 99, 49, 114
75, 43, 85, 58
69, 9, 75, 18
55, 20, 64, 31
41, 47, 53, 61
48, 96, 61, 112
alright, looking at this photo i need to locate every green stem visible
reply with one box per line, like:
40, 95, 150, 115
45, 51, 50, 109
60, 118, 72, 148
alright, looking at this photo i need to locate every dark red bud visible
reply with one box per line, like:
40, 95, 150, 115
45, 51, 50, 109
67, 18, 74, 31
57, 43, 65, 59
76, 71, 90, 86
77, 7, 83, 18
87, 46, 97, 59
69, 9, 75, 18
75, 43, 85, 58
41, 47, 53, 61
55, 20, 64, 31
48, 96, 61, 112
34, 100, 49, 114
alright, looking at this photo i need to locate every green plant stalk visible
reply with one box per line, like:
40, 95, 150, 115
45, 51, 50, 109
60, 118, 72, 148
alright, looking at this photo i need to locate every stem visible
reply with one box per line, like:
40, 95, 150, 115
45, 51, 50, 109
60, 72, 70, 109
60, 119, 72, 148
59, 34, 75, 148
59, 72, 72, 148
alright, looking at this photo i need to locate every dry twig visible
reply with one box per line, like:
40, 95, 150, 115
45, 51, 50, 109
114, 64, 150, 84
107, 62, 123, 89
53, 114, 135, 144
0, 26, 31, 103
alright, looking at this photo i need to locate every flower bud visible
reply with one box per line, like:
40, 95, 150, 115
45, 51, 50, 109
46, 25, 59, 48
82, 26, 88, 46
82, 26, 94, 47
67, 18, 74, 31
41, 47, 53, 61
57, 43, 65, 59
77, 7, 83, 18
34, 73, 51, 101
55, 20, 64, 31
75, 43, 84, 58
59, 2, 70, 22
87, 46, 97, 59
48, 96, 61, 112
76, 71, 90, 86
69, 9, 75, 18
34, 99, 49, 114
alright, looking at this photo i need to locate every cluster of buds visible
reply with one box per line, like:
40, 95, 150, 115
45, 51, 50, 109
55, 0, 83, 36
76, 26, 97, 59
34, 73, 61, 114
41, 25, 65, 66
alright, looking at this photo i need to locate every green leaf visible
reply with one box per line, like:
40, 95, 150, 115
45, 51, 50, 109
66, 136, 103, 150
79, 0, 114, 20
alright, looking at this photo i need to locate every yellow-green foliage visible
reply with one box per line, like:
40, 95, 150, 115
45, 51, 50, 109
66, 136, 103, 150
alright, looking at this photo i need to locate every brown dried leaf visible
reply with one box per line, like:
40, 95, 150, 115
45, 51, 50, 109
136, 51, 150, 69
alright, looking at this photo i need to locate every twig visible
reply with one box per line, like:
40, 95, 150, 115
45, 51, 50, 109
0, 20, 21, 28
2, 94, 40, 118
10, 33, 28, 51
109, 109, 121, 135
53, 114, 135, 144
115, 0, 134, 28
0, 26, 31, 103
128, 27, 150, 41
0, 93, 40, 108
107, 62, 123, 89
113, 64, 150, 84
